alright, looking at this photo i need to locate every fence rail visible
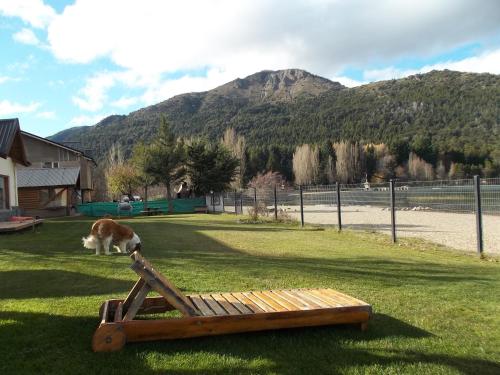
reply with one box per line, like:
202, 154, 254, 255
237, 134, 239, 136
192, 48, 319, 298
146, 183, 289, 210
220, 177, 500, 256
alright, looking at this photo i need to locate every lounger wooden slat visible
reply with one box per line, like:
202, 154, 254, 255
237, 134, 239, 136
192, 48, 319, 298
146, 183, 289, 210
283, 290, 323, 309
201, 295, 229, 316
211, 294, 242, 315
316, 289, 354, 306
92, 251, 373, 352
322, 289, 368, 306
271, 290, 312, 310
251, 291, 289, 312
293, 290, 336, 308
122, 278, 146, 314
320, 289, 365, 306
114, 302, 123, 322
244, 292, 277, 313
260, 291, 300, 311
189, 295, 215, 316
307, 289, 344, 307
221, 293, 253, 314
122, 284, 152, 321
231, 292, 265, 313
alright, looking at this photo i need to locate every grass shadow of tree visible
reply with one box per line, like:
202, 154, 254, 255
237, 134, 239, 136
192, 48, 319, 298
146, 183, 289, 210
0, 270, 132, 298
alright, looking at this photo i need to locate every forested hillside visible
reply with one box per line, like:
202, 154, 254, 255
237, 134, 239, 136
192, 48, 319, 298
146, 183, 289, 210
50, 69, 500, 181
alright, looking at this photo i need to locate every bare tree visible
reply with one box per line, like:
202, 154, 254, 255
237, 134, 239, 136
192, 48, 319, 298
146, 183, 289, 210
292, 144, 320, 185
408, 152, 434, 180
436, 161, 447, 180
222, 128, 246, 188
333, 141, 366, 183
248, 171, 287, 189
325, 154, 336, 183
105, 144, 140, 200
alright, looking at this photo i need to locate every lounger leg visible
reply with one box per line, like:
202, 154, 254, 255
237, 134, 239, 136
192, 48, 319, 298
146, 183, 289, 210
360, 322, 369, 331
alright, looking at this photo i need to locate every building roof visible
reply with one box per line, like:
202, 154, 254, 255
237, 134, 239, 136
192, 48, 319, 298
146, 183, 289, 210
0, 118, 30, 165
21, 131, 96, 165
17, 167, 80, 188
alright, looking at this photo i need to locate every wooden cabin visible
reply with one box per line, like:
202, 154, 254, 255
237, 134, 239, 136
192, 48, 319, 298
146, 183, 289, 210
16, 131, 96, 217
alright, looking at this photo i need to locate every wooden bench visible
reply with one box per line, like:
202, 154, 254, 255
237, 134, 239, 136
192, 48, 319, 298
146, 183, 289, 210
92, 251, 372, 352
140, 207, 165, 216
194, 205, 208, 214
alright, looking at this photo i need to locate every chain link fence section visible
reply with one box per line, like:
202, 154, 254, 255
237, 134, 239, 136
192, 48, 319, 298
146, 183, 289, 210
339, 182, 391, 232
392, 179, 477, 252
221, 177, 500, 255
481, 178, 500, 254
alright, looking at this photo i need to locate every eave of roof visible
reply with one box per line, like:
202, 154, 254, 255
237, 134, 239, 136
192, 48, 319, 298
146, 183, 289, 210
16, 167, 81, 188
21, 131, 97, 166
0, 118, 30, 166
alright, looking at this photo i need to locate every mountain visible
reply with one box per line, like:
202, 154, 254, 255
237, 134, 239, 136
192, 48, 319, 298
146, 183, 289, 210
50, 69, 499, 165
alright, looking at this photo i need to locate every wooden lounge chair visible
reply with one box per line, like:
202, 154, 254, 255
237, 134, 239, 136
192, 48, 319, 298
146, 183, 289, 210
92, 251, 372, 352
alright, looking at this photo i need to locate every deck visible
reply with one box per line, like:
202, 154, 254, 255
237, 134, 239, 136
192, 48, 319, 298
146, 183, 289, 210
0, 219, 43, 233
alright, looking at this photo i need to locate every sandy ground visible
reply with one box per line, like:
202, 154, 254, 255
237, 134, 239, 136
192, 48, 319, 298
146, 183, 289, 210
229, 204, 499, 255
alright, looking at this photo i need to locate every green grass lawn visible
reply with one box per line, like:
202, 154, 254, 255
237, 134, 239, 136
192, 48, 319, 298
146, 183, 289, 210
0, 214, 499, 374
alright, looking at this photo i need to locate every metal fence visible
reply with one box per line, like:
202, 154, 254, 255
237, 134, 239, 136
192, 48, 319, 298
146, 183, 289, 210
220, 177, 500, 256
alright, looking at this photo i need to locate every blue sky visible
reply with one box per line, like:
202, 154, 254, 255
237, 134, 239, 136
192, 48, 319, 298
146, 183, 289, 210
0, 0, 499, 137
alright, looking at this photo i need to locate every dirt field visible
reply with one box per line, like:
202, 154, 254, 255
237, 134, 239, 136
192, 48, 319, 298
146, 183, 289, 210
275, 205, 499, 255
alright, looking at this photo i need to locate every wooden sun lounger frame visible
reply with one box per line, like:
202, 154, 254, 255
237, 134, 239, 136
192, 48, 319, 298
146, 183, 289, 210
92, 251, 372, 352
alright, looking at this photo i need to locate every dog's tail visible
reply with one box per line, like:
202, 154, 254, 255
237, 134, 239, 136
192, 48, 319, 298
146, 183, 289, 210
82, 235, 98, 249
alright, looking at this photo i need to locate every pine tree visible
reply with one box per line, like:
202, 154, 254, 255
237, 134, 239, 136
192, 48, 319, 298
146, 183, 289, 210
144, 116, 185, 212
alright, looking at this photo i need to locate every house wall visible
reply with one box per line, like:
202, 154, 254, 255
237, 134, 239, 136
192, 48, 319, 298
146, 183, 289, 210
0, 156, 18, 207
19, 134, 95, 191
79, 158, 93, 190
22, 136, 79, 165
19, 187, 75, 218
18, 188, 39, 209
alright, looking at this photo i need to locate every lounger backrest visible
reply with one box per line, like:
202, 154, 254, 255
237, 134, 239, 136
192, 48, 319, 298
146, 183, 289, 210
129, 251, 200, 316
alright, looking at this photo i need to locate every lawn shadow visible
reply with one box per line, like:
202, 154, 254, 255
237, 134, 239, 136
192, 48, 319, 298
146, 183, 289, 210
5, 310, 497, 375
127, 313, 498, 375
0, 269, 132, 298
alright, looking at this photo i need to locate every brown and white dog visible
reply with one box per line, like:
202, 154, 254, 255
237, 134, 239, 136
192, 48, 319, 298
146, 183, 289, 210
82, 218, 141, 255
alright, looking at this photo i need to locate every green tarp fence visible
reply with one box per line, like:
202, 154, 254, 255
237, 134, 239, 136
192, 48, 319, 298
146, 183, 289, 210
77, 197, 206, 217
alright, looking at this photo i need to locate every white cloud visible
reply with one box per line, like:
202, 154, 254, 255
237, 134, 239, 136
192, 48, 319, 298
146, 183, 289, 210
0, 76, 11, 84
47, 0, 500, 79
72, 72, 117, 111
0, 100, 40, 116
329, 76, 366, 88
0, 0, 55, 29
363, 48, 500, 82
140, 68, 251, 105
36, 110, 56, 119
68, 114, 110, 126
13, 28, 40, 45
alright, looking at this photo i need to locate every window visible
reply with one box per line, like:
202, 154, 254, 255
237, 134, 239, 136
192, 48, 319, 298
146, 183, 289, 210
0, 175, 9, 210
40, 188, 66, 208
42, 161, 59, 168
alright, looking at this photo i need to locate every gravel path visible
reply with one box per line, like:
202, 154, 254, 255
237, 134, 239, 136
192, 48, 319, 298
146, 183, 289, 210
279, 205, 500, 255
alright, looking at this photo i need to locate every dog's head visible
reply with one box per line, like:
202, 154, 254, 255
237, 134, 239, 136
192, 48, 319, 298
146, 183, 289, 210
127, 233, 142, 253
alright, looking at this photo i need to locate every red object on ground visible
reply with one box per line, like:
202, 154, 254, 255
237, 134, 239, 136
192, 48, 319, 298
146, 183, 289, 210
9, 216, 34, 222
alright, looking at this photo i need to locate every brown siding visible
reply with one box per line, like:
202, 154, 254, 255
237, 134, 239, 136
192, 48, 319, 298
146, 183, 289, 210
18, 188, 40, 210
79, 158, 93, 190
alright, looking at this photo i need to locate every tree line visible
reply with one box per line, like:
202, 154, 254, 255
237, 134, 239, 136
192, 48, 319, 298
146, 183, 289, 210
100, 119, 500, 204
